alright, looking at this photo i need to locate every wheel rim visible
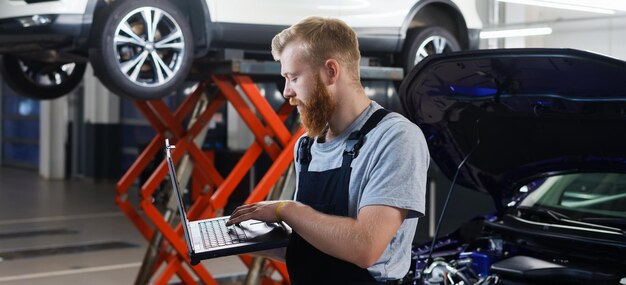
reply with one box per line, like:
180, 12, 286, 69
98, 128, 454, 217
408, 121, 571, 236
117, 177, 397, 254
413, 35, 455, 66
113, 6, 186, 88
18, 60, 78, 87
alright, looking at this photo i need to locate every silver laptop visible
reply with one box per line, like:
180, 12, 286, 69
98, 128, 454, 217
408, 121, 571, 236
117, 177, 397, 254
164, 139, 291, 265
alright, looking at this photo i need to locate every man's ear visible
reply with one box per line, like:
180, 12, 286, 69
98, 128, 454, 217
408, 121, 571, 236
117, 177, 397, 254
324, 59, 340, 85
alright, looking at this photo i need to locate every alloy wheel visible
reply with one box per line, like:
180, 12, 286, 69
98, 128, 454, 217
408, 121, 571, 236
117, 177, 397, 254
413, 35, 455, 66
19, 60, 79, 87
113, 6, 186, 88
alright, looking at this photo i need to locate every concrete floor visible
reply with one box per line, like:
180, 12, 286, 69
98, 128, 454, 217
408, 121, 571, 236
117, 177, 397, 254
0, 167, 249, 284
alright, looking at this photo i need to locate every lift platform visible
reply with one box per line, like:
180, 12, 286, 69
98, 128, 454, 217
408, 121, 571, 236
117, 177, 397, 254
115, 59, 403, 285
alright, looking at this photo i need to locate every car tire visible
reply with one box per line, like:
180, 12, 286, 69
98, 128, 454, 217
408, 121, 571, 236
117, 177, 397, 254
0, 55, 86, 100
90, 0, 194, 100
401, 26, 461, 72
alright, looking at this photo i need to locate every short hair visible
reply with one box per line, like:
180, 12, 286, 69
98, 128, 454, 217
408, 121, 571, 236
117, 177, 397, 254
271, 16, 361, 80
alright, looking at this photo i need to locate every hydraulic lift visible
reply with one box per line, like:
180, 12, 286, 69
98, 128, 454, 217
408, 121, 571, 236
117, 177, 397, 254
115, 58, 403, 285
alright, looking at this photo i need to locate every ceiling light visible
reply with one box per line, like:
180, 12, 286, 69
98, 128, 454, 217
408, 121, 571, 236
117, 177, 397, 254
496, 0, 621, 14
480, 27, 553, 39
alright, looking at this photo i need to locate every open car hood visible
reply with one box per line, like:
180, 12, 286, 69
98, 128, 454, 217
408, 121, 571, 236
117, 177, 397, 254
399, 48, 626, 207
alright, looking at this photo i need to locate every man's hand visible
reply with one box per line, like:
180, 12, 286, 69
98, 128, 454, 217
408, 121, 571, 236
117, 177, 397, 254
226, 200, 406, 269
226, 200, 290, 226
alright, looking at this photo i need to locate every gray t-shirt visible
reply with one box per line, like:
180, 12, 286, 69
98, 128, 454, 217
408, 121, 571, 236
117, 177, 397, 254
293, 101, 430, 281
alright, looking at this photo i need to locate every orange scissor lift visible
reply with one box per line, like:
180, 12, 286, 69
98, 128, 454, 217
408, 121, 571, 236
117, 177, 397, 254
115, 59, 404, 284
116, 59, 302, 285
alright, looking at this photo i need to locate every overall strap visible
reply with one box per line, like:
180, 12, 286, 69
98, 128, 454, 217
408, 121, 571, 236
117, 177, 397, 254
296, 136, 315, 172
343, 108, 390, 163
288, 108, 392, 284
297, 108, 391, 171
338, 108, 390, 216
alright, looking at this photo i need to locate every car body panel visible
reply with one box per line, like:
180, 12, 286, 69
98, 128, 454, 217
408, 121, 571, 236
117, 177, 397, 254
0, 0, 89, 18
207, 0, 338, 25
206, 0, 481, 29
399, 48, 626, 207
203, 0, 481, 54
452, 0, 481, 29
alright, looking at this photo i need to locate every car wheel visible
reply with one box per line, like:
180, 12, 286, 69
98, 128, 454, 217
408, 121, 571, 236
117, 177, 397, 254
90, 0, 193, 100
0, 55, 86, 100
402, 26, 461, 72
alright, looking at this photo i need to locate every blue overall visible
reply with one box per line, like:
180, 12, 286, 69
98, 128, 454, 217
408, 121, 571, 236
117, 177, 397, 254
285, 109, 397, 285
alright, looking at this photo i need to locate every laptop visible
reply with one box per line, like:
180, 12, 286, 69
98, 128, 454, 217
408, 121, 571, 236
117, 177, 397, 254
164, 139, 291, 265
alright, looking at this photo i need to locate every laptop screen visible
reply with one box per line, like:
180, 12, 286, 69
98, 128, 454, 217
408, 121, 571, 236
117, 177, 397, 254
165, 139, 195, 253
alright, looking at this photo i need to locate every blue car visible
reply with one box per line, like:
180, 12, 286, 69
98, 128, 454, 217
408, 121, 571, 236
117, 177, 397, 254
399, 48, 626, 285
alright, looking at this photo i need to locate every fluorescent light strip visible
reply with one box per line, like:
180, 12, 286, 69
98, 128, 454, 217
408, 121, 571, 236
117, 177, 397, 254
496, 0, 616, 14
480, 27, 553, 39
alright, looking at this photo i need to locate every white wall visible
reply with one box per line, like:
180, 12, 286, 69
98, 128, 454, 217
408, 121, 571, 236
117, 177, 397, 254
499, 3, 626, 60
39, 96, 68, 179
537, 16, 626, 59
83, 65, 119, 124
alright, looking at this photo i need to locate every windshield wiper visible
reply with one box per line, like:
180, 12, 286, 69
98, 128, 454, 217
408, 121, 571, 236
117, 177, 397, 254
516, 206, 571, 222
578, 217, 626, 230
516, 206, 624, 233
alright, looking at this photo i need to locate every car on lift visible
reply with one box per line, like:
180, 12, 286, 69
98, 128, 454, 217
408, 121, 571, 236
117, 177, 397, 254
399, 48, 626, 285
0, 0, 482, 100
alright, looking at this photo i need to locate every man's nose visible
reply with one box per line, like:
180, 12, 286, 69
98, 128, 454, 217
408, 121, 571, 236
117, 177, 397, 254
283, 85, 294, 99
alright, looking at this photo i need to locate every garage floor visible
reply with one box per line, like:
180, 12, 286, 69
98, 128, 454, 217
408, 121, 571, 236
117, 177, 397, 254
0, 167, 248, 284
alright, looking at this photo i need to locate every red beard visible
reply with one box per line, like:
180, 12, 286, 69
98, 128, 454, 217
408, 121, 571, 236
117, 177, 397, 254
290, 75, 336, 137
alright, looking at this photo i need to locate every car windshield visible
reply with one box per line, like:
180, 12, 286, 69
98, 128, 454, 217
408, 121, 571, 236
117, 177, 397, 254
519, 173, 626, 220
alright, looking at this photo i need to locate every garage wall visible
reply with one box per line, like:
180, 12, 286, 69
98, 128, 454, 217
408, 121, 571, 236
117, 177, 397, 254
533, 16, 626, 59
497, 3, 626, 60
81, 65, 122, 180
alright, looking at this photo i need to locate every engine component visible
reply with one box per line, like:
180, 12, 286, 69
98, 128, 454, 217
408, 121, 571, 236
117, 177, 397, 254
422, 259, 472, 285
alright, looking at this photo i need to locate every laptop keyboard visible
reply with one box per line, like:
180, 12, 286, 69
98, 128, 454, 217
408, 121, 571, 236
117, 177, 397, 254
199, 218, 247, 248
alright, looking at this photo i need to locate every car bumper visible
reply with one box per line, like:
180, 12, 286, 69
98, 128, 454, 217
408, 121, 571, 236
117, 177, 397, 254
0, 14, 84, 54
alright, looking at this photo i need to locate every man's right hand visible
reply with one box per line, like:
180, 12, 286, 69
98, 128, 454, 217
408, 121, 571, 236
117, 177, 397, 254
226, 200, 292, 226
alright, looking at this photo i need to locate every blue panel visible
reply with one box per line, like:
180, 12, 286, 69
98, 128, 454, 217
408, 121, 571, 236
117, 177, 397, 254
2, 95, 39, 116
120, 98, 144, 120
2, 142, 39, 167
121, 125, 156, 149
2, 119, 39, 140
121, 153, 136, 171
1, 89, 41, 167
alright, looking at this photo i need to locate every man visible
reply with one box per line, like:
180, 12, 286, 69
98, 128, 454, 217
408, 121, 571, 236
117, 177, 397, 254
227, 16, 429, 284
